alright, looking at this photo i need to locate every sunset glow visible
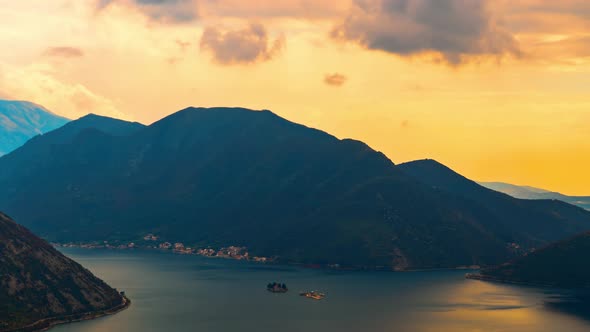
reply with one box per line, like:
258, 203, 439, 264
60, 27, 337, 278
1, 0, 589, 194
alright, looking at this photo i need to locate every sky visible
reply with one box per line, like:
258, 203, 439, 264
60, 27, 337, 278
0, 0, 589, 195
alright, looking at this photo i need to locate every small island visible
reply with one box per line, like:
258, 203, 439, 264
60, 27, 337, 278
267, 282, 288, 293
300, 291, 325, 300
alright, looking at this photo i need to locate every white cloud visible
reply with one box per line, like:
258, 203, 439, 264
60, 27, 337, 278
0, 61, 127, 120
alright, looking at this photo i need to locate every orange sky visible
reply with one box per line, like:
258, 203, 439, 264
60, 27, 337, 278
0, 0, 589, 195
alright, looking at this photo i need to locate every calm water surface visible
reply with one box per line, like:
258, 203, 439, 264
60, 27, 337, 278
53, 248, 590, 332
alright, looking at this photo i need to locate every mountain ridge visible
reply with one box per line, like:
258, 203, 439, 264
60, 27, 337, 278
1, 108, 590, 270
479, 182, 590, 210
397, 159, 590, 249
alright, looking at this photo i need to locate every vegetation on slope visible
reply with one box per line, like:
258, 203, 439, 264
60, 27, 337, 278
474, 232, 590, 288
0, 213, 124, 331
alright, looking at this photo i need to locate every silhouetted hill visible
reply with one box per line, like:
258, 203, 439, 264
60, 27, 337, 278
480, 182, 590, 210
18, 113, 144, 147
0, 100, 69, 156
398, 159, 590, 249
473, 232, 590, 288
43, 113, 144, 142
1, 108, 590, 270
0, 114, 144, 184
0, 212, 124, 331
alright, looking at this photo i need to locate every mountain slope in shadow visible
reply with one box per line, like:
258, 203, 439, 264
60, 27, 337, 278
0, 212, 125, 331
1, 108, 590, 270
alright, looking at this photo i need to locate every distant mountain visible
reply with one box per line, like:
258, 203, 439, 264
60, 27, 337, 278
0, 100, 69, 156
398, 159, 590, 250
0, 212, 125, 331
471, 232, 590, 288
480, 182, 590, 211
1, 108, 590, 270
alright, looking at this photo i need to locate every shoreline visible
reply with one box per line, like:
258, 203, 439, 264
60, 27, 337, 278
465, 273, 581, 289
2, 296, 131, 332
466, 273, 551, 287
60, 246, 483, 273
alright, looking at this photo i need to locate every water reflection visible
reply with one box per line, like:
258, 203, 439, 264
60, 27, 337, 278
544, 291, 590, 322
52, 249, 590, 332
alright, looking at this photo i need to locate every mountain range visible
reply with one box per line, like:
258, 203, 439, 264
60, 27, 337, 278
398, 160, 590, 250
480, 182, 590, 210
0, 100, 69, 156
1, 107, 590, 270
0, 212, 125, 331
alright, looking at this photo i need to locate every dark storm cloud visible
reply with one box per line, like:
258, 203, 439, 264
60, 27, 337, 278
97, 0, 198, 23
332, 0, 521, 64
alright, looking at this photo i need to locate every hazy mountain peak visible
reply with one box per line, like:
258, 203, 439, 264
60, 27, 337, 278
0, 99, 62, 116
0, 99, 69, 156
480, 182, 552, 195
479, 182, 590, 210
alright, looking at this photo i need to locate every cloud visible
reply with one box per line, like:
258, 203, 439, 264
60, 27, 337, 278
43, 47, 84, 58
176, 39, 191, 51
503, 1, 590, 33
332, 0, 521, 65
200, 23, 285, 65
97, 0, 199, 23
324, 73, 347, 86
198, 0, 349, 19
511, 0, 590, 17
0, 62, 126, 120
96, 0, 349, 21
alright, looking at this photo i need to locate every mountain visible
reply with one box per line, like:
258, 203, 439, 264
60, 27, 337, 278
15, 113, 144, 147
0, 100, 69, 156
0, 113, 145, 179
470, 232, 590, 288
397, 159, 590, 250
480, 182, 590, 210
1, 108, 590, 270
0, 212, 126, 332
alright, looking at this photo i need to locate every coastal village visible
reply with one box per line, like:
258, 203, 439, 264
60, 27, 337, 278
53, 233, 272, 263
53, 234, 530, 271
